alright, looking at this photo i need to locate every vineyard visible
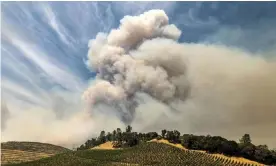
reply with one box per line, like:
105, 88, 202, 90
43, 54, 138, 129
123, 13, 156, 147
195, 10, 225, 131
149, 139, 262, 165
1, 142, 71, 165
3, 142, 264, 166
1, 149, 54, 165
1, 142, 71, 154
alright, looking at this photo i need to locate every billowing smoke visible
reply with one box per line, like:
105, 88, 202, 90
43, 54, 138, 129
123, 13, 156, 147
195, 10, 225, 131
1, 100, 10, 131
84, 9, 276, 147
1, 96, 125, 149
1, 9, 276, 149
83, 10, 189, 123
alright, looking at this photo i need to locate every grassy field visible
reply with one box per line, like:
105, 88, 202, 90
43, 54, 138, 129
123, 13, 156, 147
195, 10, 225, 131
1, 141, 71, 165
2, 142, 264, 166
1, 141, 71, 154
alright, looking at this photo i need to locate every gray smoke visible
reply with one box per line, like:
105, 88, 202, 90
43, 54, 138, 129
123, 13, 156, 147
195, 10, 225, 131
84, 10, 189, 123
84, 9, 276, 147
2, 9, 275, 148
1, 100, 10, 130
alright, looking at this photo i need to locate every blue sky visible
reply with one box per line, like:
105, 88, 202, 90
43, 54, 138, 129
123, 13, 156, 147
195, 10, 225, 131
1, 1, 276, 147
2, 1, 276, 112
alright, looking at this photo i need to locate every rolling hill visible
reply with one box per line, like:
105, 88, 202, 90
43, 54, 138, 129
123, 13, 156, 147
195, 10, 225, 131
2, 141, 264, 166
1, 141, 71, 165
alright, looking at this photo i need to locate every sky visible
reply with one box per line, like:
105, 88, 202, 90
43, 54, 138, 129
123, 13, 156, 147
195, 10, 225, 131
1, 2, 276, 148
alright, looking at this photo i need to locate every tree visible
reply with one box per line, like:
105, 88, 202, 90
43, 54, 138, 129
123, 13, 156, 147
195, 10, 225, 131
126, 125, 132, 133
78, 145, 85, 150
166, 131, 174, 143
254, 145, 270, 163
161, 129, 167, 138
112, 130, 117, 141
165, 130, 181, 143
117, 128, 122, 134
106, 132, 112, 141
125, 132, 139, 147
138, 133, 145, 141
182, 134, 192, 148
145, 132, 158, 141
239, 134, 251, 145
98, 131, 106, 143
220, 140, 239, 156
116, 128, 122, 142
240, 143, 256, 159
173, 130, 181, 143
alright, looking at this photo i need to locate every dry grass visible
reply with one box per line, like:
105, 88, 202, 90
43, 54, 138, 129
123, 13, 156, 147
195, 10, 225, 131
1, 141, 70, 165
149, 139, 187, 150
92, 141, 115, 150
1, 149, 54, 165
1, 141, 70, 154
149, 139, 264, 166
212, 153, 264, 166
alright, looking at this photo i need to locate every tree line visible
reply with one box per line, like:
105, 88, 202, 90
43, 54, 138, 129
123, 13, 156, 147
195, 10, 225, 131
77, 126, 276, 165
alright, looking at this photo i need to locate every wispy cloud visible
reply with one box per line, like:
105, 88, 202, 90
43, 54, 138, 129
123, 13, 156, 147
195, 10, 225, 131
1, 2, 276, 149
111, 1, 177, 15
2, 23, 84, 91
40, 3, 74, 48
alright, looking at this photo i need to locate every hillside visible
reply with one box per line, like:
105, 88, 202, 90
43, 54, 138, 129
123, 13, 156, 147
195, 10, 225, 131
3, 142, 264, 166
149, 139, 263, 166
1, 141, 71, 165
76, 127, 275, 165
92, 141, 116, 150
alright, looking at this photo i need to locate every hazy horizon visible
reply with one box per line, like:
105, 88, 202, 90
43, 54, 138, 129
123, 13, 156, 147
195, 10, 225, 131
1, 2, 276, 149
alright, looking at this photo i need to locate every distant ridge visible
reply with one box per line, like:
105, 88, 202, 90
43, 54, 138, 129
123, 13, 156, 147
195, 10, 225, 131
149, 139, 264, 166
1, 141, 71, 165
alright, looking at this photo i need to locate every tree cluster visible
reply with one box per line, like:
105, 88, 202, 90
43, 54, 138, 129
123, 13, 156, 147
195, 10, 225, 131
77, 127, 276, 165
161, 129, 181, 143
77, 125, 155, 150
181, 133, 276, 165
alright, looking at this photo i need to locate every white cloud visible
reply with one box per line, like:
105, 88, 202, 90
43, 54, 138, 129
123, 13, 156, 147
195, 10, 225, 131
40, 3, 74, 47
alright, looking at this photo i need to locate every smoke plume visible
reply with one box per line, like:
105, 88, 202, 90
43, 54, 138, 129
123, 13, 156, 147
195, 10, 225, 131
84, 10, 189, 123
84, 9, 276, 147
1, 100, 10, 131
1, 9, 276, 149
